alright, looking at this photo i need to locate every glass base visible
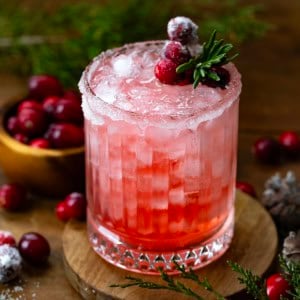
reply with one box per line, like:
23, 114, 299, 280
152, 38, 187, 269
88, 209, 234, 275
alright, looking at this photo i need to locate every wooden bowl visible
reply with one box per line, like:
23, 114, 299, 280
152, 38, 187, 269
0, 100, 85, 198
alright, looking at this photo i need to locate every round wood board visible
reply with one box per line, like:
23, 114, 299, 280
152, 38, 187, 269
62, 191, 278, 300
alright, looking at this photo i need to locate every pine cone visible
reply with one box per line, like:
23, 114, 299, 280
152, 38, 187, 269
261, 171, 300, 231
282, 231, 300, 263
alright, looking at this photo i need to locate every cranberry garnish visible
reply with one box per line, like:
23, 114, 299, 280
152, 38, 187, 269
266, 273, 291, 300
29, 138, 50, 149
53, 98, 83, 124
55, 201, 70, 222
164, 41, 191, 64
42, 95, 60, 116
17, 99, 43, 113
252, 137, 282, 164
18, 232, 50, 265
64, 192, 86, 220
154, 59, 182, 84
28, 75, 63, 100
236, 181, 257, 198
17, 108, 47, 137
167, 16, 198, 45
6, 116, 20, 135
279, 131, 300, 158
0, 183, 27, 211
45, 123, 84, 149
13, 133, 29, 144
0, 231, 16, 247
63, 90, 81, 103
202, 66, 230, 89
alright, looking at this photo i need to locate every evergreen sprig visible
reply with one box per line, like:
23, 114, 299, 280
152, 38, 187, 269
176, 30, 238, 88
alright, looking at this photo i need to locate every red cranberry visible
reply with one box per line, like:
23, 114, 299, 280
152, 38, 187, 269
0, 231, 16, 247
154, 59, 182, 84
167, 16, 198, 45
42, 96, 60, 116
18, 232, 50, 264
202, 66, 231, 89
0, 183, 27, 211
164, 41, 191, 64
236, 181, 257, 198
64, 192, 86, 220
45, 123, 84, 149
29, 138, 50, 149
28, 75, 63, 100
6, 116, 20, 135
13, 133, 29, 144
63, 90, 81, 103
279, 131, 300, 158
55, 201, 70, 222
17, 99, 43, 113
17, 108, 47, 137
252, 137, 282, 164
53, 98, 83, 124
266, 273, 290, 300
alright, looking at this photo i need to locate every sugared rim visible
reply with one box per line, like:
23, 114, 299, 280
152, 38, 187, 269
80, 40, 242, 121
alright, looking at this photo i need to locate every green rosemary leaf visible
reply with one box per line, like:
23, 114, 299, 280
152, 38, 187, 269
207, 70, 220, 81
176, 59, 196, 73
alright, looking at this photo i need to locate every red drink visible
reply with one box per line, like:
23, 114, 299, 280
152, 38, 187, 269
79, 41, 241, 274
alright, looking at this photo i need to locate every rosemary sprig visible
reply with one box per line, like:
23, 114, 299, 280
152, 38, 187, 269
227, 261, 268, 300
176, 30, 238, 88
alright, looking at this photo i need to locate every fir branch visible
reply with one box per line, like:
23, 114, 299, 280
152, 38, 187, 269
228, 261, 268, 300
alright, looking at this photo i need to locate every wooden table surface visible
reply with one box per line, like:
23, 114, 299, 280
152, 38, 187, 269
0, 0, 299, 299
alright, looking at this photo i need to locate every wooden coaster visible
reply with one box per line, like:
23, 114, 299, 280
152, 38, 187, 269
63, 191, 278, 300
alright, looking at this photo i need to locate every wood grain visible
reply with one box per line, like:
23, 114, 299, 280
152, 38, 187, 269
62, 191, 278, 300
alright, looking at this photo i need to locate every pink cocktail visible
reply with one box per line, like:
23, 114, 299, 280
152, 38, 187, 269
79, 41, 241, 274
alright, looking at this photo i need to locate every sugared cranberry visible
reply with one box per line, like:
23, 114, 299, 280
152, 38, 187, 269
279, 131, 300, 158
29, 138, 50, 149
17, 99, 43, 113
53, 98, 83, 124
0, 231, 16, 247
17, 108, 47, 137
202, 66, 230, 89
6, 116, 20, 135
236, 181, 257, 198
167, 16, 198, 45
155, 59, 182, 84
0, 183, 27, 211
164, 41, 191, 64
45, 123, 84, 149
64, 192, 86, 220
266, 273, 291, 300
28, 75, 63, 100
63, 90, 81, 103
13, 133, 29, 144
252, 137, 282, 164
55, 201, 70, 222
42, 95, 60, 116
18, 232, 50, 264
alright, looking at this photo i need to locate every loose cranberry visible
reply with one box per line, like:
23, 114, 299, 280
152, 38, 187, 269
0, 183, 27, 211
64, 192, 86, 220
42, 95, 60, 116
279, 131, 300, 158
202, 66, 231, 89
17, 108, 47, 137
6, 116, 20, 135
266, 273, 291, 300
55, 201, 70, 222
17, 99, 43, 113
45, 123, 84, 149
18, 232, 50, 264
0, 231, 16, 247
155, 59, 182, 84
28, 75, 63, 100
13, 133, 29, 144
53, 98, 83, 124
236, 181, 257, 198
63, 90, 81, 103
164, 41, 191, 64
252, 137, 282, 164
167, 16, 198, 45
29, 138, 50, 149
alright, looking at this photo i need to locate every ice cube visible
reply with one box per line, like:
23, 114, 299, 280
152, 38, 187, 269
112, 54, 134, 77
